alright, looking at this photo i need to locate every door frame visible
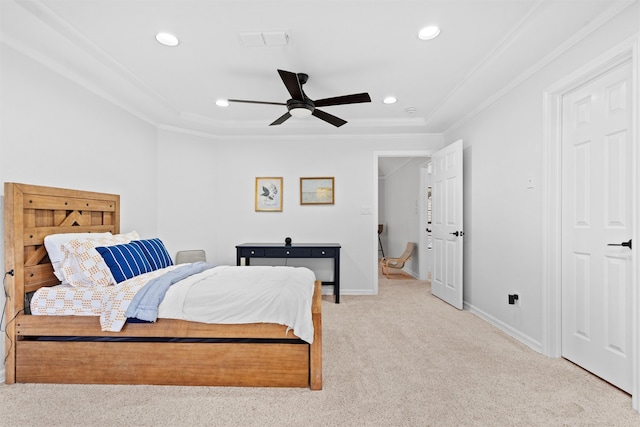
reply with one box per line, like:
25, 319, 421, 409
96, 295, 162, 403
420, 159, 434, 282
542, 38, 638, 409
373, 150, 432, 294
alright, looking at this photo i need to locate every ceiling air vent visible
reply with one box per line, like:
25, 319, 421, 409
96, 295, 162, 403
239, 31, 290, 47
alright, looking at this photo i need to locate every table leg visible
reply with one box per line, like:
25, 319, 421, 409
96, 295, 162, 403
334, 255, 340, 303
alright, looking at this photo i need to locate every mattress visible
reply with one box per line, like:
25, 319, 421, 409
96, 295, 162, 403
30, 265, 317, 343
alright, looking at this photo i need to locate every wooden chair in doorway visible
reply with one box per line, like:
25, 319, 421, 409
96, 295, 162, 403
380, 242, 414, 278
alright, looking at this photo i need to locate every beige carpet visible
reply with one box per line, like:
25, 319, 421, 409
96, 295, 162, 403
1, 273, 638, 426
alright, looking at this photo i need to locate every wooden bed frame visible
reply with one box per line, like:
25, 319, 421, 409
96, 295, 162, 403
3, 182, 322, 389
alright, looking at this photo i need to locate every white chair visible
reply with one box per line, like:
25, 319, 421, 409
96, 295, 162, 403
175, 250, 206, 264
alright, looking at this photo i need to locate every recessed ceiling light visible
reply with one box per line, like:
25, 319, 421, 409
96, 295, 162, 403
418, 26, 440, 40
383, 96, 397, 104
216, 99, 229, 107
156, 32, 179, 47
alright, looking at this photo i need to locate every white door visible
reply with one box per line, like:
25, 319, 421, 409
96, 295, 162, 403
431, 139, 464, 309
561, 61, 633, 393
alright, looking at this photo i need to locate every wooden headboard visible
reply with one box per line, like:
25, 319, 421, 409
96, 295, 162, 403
3, 183, 120, 317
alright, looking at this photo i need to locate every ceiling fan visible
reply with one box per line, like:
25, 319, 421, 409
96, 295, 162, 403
228, 69, 371, 127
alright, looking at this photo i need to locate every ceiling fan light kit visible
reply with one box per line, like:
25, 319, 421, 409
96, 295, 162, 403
228, 69, 371, 127
288, 101, 314, 118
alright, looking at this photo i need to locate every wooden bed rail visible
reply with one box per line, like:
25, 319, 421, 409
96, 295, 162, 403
10, 280, 323, 389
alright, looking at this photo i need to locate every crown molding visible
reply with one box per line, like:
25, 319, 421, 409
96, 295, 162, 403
443, 0, 636, 136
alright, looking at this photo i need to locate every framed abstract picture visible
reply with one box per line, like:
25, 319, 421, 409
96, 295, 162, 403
255, 177, 283, 212
300, 177, 334, 205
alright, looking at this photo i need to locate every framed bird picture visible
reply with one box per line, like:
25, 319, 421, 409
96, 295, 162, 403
255, 177, 283, 212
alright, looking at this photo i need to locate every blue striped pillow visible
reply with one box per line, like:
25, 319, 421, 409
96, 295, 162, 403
95, 243, 153, 283
131, 238, 174, 270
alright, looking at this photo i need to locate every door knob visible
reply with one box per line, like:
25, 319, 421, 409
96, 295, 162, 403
450, 231, 465, 237
608, 239, 632, 249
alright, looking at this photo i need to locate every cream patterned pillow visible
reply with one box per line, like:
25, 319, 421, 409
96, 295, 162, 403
44, 232, 113, 282
60, 231, 140, 287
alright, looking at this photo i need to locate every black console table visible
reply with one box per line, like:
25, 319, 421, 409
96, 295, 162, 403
236, 243, 341, 303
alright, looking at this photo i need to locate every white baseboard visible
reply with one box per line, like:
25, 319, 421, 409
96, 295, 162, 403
406, 269, 420, 279
464, 301, 543, 354
323, 284, 377, 296
341, 289, 376, 296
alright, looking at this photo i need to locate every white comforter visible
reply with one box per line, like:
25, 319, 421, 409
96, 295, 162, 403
158, 265, 316, 343
33, 265, 317, 344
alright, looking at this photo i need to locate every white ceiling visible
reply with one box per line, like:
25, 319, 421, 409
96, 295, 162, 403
1, 0, 633, 137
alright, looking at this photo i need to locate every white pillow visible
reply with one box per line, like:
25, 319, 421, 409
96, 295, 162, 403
58, 231, 140, 287
44, 232, 113, 282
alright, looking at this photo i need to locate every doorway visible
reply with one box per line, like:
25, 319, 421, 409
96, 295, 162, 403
374, 151, 430, 295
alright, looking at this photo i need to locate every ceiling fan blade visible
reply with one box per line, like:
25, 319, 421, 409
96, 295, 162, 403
270, 112, 292, 126
228, 99, 286, 106
314, 93, 371, 107
277, 69, 304, 100
312, 109, 347, 127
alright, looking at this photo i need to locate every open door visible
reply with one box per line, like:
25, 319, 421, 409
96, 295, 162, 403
431, 140, 464, 309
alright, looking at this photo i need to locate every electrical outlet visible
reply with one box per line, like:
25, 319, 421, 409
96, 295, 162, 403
527, 175, 535, 189
508, 294, 519, 305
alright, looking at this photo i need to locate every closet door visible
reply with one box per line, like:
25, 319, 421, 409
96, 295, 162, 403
561, 61, 633, 393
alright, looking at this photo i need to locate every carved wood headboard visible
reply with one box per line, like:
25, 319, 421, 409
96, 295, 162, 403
3, 182, 120, 317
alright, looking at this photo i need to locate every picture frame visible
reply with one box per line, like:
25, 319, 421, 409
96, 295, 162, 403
255, 177, 283, 212
300, 177, 335, 205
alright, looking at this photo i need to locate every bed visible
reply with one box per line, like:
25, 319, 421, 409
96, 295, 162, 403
3, 182, 322, 389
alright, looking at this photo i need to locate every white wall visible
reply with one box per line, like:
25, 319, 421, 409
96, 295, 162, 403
156, 129, 219, 262
0, 44, 160, 379
156, 131, 443, 295
444, 3, 639, 350
0, 45, 160, 234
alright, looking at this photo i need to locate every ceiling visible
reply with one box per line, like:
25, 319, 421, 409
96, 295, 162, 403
1, 0, 633, 137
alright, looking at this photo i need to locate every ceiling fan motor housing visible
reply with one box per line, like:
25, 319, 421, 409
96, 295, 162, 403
287, 98, 314, 117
